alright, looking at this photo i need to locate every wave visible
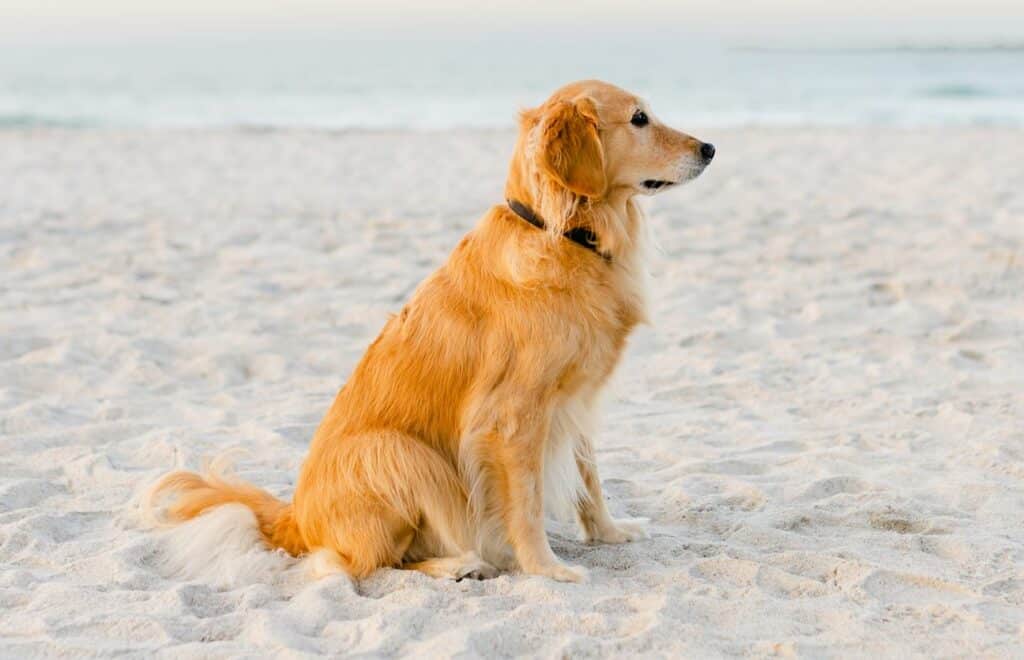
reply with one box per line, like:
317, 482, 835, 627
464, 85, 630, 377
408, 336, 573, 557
0, 113, 95, 128
734, 43, 1024, 54
921, 84, 1000, 99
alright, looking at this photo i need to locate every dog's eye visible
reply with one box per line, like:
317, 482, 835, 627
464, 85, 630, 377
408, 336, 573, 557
630, 110, 649, 127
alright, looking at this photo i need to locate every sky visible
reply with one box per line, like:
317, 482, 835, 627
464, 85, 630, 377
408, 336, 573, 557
2, 0, 1023, 45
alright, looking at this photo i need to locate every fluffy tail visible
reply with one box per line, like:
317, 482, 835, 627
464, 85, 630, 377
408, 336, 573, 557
143, 463, 307, 557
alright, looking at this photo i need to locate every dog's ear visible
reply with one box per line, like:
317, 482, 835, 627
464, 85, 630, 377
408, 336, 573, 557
537, 97, 606, 199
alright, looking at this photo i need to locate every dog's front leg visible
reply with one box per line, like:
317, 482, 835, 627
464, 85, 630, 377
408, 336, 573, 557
494, 404, 587, 583
575, 436, 646, 544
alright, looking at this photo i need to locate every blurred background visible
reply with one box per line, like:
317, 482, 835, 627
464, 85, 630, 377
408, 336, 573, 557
1, 0, 1023, 130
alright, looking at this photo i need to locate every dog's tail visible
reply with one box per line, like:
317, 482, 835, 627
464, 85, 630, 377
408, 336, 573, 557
143, 461, 307, 557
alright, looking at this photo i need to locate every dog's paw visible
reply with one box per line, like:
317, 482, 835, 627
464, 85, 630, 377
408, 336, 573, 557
587, 518, 647, 544
453, 557, 500, 582
528, 562, 588, 583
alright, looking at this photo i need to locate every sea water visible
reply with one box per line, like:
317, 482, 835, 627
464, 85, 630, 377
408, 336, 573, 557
1, 35, 1021, 129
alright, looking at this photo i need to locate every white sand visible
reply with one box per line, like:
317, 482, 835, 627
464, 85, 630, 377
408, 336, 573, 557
2, 127, 1023, 657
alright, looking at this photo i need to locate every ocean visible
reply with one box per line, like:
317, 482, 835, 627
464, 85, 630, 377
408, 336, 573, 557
1, 36, 1022, 129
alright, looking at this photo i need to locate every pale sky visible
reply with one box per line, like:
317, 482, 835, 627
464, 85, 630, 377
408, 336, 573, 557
2, 0, 1022, 45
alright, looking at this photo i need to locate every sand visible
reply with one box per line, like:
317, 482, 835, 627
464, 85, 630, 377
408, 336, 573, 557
1, 126, 1023, 657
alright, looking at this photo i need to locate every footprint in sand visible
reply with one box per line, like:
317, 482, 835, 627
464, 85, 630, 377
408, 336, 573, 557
692, 557, 830, 598
799, 476, 869, 501
867, 512, 929, 535
918, 535, 972, 564
0, 479, 66, 513
945, 318, 1005, 343
860, 569, 972, 603
982, 577, 1024, 604
658, 475, 766, 523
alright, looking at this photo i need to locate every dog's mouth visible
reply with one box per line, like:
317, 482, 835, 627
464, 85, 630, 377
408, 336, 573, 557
642, 163, 709, 194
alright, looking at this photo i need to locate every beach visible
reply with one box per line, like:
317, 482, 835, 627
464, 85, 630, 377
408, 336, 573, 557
2, 126, 1023, 657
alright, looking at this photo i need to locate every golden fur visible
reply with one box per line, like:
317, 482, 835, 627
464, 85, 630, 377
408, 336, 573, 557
145, 80, 712, 583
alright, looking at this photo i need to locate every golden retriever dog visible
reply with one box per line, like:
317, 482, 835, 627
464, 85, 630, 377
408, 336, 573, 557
145, 80, 714, 583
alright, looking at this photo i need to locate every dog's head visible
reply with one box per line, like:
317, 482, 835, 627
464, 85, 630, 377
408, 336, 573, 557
517, 80, 714, 202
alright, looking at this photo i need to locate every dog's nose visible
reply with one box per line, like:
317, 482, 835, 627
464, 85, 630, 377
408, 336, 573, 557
700, 142, 716, 162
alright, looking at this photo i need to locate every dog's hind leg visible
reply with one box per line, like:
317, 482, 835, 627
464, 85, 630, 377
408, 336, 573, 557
298, 431, 483, 580
305, 547, 350, 579
403, 552, 499, 581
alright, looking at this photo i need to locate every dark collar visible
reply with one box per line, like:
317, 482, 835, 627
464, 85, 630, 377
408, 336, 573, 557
506, 199, 610, 262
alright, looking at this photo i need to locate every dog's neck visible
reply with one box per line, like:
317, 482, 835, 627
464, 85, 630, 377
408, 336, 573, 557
506, 198, 611, 262
505, 166, 640, 263
504, 156, 649, 322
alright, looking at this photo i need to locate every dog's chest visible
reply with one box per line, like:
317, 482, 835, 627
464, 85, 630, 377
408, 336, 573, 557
540, 288, 638, 520
543, 390, 593, 520
562, 282, 640, 386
